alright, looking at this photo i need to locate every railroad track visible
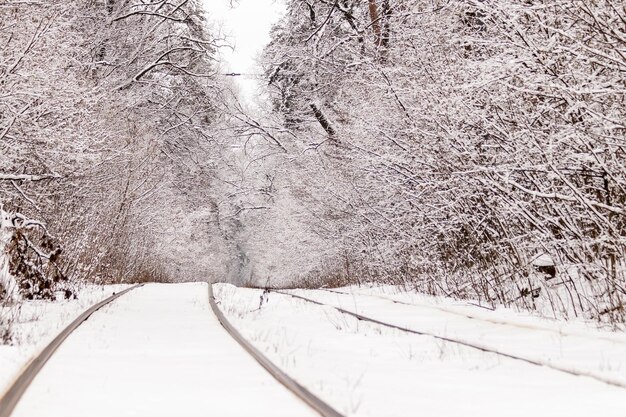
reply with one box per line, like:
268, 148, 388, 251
0, 283, 343, 417
208, 284, 343, 417
0, 284, 143, 417
320, 288, 626, 345
270, 289, 626, 390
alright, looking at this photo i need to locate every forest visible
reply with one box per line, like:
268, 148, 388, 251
1, 0, 625, 330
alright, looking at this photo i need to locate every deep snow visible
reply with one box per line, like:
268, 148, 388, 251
0, 284, 131, 395
214, 283, 626, 417
7, 283, 316, 417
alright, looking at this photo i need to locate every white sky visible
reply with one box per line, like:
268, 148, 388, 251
203, 0, 286, 103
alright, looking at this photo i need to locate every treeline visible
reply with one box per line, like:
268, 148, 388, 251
236, 0, 626, 324
0, 0, 232, 303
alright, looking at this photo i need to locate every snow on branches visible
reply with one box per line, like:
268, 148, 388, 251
0, 204, 66, 301
1, 0, 228, 296
256, 0, 626, 323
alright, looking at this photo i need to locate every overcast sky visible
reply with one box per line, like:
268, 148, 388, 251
203, 0, 286, 103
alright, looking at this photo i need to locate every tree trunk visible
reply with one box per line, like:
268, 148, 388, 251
310, 103, 336, 139
368, 0, 382, 47
381, 0, 391, 49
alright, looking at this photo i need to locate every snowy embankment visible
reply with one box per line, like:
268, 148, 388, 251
0, 284, 131, 395
214, 283, 626, 417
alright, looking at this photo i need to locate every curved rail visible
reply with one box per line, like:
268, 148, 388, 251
208, 284, 344, 417
0, 284, 143, 417
272, 289, 626, 390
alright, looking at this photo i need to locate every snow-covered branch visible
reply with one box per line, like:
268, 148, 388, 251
0, 173, 61, 182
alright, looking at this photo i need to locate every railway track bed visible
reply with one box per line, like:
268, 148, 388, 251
1, 283, 333, 417
214, 283, 626, 417
3, 282, 625, 417
282, 287, 626, 388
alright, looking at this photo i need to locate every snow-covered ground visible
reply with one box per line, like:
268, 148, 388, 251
291, 286, 626, 386
4, 281, 625, 417
214, 283, 626, 417
8, 283, 316, 417
0, 284, 131, 395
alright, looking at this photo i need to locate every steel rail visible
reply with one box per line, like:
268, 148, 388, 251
320, 288, 626, 345
0, 284, 143, 417
272, 289, 626, 390
208, 284, 344, 417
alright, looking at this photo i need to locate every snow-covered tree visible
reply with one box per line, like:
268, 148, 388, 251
1, 0, 231, 303
255, 0, 626, 323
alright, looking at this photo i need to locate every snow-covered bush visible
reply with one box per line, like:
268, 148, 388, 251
0, 206, 19, 301
0, 307, 14, 344
0, 202, 69, 301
